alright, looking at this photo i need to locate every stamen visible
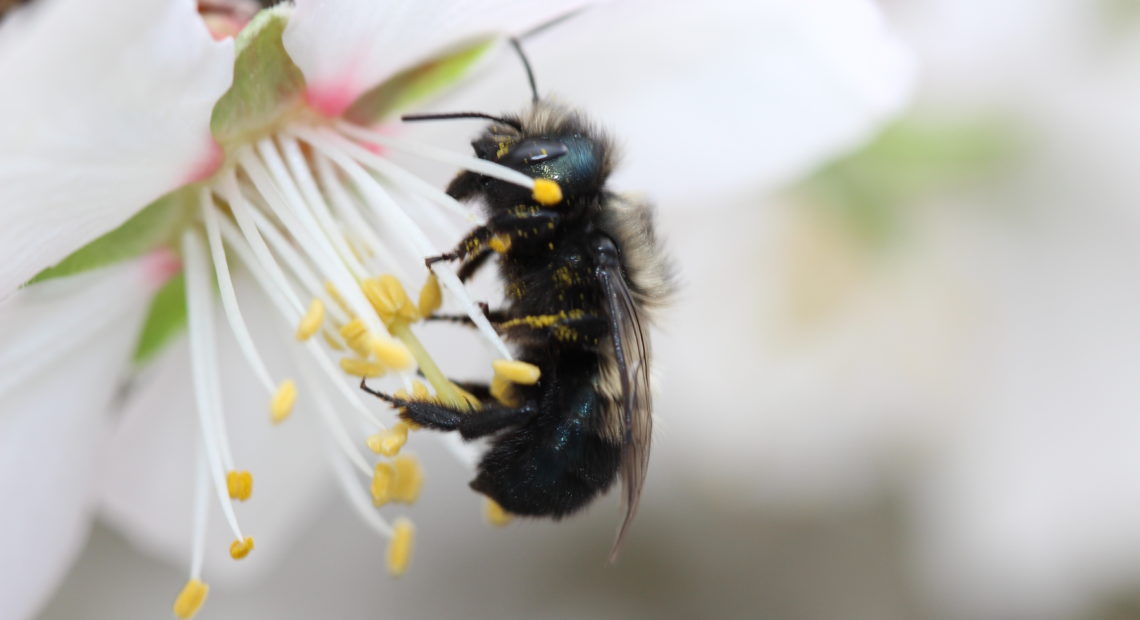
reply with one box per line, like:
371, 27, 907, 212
418, 273, 442, 317
392, 454, 423, 504
172, 580, 209, 619
181, 229, 248, 547
271, 380, 297, 423
367, 422, 410, 457
371, 337, 414, 371
492, 359, 541, 385
229, 537, 255, 560
387, 518, 415, 576
328, 435, 395, 539
339, 357, 386, 378
296, 298, 325, 340
226, 470, 253, 501
484, 499, 513, 527
336, 121, 562, 205
370, 462, 394, 506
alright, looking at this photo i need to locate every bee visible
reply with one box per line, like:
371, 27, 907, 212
362, 40, 671, 557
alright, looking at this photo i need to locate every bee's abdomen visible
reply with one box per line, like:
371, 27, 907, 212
470, 385, 621, 517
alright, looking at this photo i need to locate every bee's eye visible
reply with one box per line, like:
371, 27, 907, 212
501, 139, 569, 167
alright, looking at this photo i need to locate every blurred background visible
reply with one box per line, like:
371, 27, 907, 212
38, 1, 1140, 619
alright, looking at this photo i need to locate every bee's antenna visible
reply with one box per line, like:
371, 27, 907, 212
401, 112, 523, 131
509, 38, 539, 103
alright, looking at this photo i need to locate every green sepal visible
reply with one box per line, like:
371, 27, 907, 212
345, 38, 496, 125
27, 188, 194, 286
210, 5, 306, 146
133, 272, 188, 364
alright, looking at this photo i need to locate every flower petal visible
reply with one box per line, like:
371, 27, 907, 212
283, 0, 601, 117
0, 261, 154, 620
98, 272, 330, 583
0, 0, 234, 298
416, 0, 916, 201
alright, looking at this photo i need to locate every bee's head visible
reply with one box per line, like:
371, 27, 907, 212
474, 132, 605, 198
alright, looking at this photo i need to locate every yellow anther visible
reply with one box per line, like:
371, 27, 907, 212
392, 454, 423, 504
418, 273, 442, 317
532, 178, 562, 205
492, 359, 541, 385
387, 518, 415, 576
270, 380, 297, 424
488, 234, 511, 253
363, 275, 420, 324
338, 318, 373, 355
322, 330, 345, 351
484, 498, 513, 527
324, 281, 351, 315
370, 462, 394, 506
371, 338, 414, 371
367, 422, 410, 456
411, 380, 431, 400
172, 579, 209, 619
490, 375, 516, 406
295, 298, 326, 341
229, 537, 254, 560
226, 470, 253, 501
339, 357, 386, 378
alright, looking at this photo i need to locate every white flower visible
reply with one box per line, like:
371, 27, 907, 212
0, 0, 914, 618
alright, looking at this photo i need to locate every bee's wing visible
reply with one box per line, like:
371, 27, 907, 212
596, 255, 652, 561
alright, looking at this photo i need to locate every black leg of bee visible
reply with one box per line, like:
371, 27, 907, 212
457, 249, 494, 282
424, 303, 510, 326
360, 378, 534, 438
445, 170, 483, 202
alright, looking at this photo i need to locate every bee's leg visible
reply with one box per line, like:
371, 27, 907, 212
361, 379, 533, 437
424, 303, 510, 327
445, 171, 482, 202
457, 248, 494, 282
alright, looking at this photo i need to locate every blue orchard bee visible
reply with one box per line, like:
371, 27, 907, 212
362, 40, 672, 558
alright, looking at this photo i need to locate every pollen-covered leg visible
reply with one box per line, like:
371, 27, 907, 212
497, 312, 608, 346
425, 209, 564, 268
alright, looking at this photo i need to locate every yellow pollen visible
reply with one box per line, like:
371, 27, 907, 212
295, 298, 326, 340
490, 375, 516, 406
392, 454, 423, 504
488, 234, 511, 253
339, 357, 386, 378
172, 579, 209, 619
371, 338, 414, 371
370, 462, 394, 506
532, 179, 562, 205
387, 518, 415, 576
362, 275, 420, 325
324, 281, 351, 315
418, 273, 442, 317
367, 422, 409, 457
226, 470, 253, 501
492, 359, 541, 385
484, 498, 513, 527
229, 537, 254, 560
270, 380, 297, 423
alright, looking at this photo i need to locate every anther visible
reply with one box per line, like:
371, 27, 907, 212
490, 375, 515, 405
340, 357, 387, 378
367, 422, 410, 456
392, 454, 423, 504
362, 275, 420, 325
270, 380, 297, 423
484, 498, 513, 527
172, 579, 209, 619
371, 462, 394, 506
418, 273, 442, 317
387, 518, 415, 576
492, 359, 541, 385
226, 471, 253, 501
532, 179, 562, 205
295, 298, 326, 340
371, 338, 414, 371
339, 318, 372, 356
322, 330, 345, 351
229, 537, 254, 560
